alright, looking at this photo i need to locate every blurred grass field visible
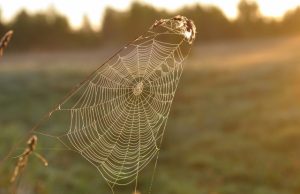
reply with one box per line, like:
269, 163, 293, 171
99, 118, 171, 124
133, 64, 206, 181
1, 35, 300, 194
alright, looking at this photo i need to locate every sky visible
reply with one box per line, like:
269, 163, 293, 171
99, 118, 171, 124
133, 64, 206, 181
0, 0, 300, 30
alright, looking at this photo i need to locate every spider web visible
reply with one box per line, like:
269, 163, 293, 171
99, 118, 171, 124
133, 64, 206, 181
36, 15, 196, 192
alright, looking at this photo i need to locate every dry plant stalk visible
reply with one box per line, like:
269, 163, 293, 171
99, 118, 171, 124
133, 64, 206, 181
10, 135, 48, 183
0, 30, 13, 57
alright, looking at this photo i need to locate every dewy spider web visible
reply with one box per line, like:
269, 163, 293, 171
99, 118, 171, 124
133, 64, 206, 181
8, 15, 196, 193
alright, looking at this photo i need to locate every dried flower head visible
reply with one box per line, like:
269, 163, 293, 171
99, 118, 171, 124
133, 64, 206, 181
10, 135, 48, 183
0, 30, 13, 57
152, 15, 196, 44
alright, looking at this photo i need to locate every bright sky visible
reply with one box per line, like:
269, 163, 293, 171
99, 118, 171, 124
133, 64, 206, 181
0, 0, 300, 30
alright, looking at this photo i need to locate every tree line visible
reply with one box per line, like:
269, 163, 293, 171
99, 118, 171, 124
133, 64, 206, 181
0, 0, 300, 50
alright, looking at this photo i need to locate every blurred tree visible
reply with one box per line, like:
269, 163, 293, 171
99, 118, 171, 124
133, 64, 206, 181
101, 7, 125, 43
10, 8, 72, 50
81, 15, 93, 34
45, 7, 72, 48
125, 2, 169, 40
235, 0, 267, 37
78, 15, 99, 48
101, 3, 169, 43
237, 0, 260, 24
2, 2, 300, 50
10, 10, 33, 49
282, 6, 300, 34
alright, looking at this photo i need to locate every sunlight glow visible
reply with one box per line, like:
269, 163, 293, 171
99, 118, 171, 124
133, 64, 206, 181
0, 0, 299, 30
259, 0, 300, 18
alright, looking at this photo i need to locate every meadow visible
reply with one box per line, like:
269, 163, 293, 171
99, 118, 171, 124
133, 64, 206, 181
1, 34, 300, 194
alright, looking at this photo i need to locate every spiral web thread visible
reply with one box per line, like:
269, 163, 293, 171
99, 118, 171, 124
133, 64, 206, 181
36, 16, 196, 193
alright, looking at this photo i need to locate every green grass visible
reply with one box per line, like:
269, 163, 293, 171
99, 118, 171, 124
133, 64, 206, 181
1, 35, 300, 194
